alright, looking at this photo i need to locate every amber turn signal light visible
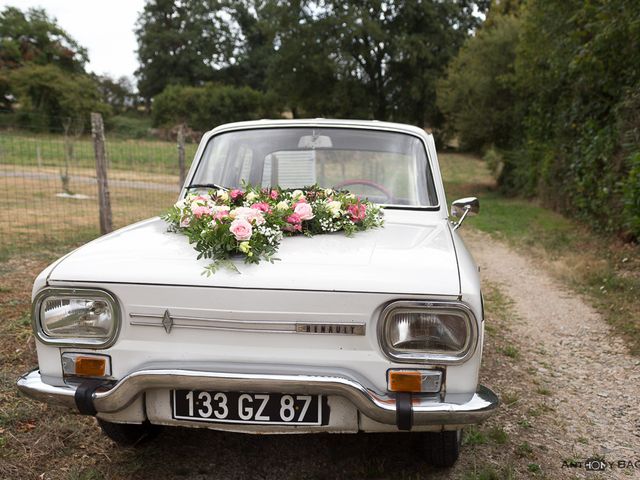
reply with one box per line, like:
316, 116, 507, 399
75, 357, 106, 377
61, 353, 111, 378
388, 371, 423, 392
387, 369, 443, 393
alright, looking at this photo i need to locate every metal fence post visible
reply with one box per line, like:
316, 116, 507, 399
91, 112, 113, 234
177, 124, 186, 187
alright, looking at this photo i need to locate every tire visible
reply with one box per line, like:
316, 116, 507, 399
423, 430, 462, 468
97, 419, 161, 446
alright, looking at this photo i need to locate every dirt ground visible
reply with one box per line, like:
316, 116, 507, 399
1, 229, 638, 479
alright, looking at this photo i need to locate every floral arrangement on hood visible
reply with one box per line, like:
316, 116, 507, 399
163, 185, 384, 275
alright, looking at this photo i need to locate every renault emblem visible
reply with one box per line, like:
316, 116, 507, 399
162, 310, 174, 333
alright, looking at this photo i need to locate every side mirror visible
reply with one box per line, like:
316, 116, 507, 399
451, 197, 479, 230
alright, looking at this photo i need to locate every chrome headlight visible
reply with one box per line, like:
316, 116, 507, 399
33, 288, 120, 348
379, 301, 478, 364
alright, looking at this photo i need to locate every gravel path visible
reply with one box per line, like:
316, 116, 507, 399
464, 229, 640, 479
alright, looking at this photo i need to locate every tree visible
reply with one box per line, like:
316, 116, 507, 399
388, 0, 489, 127
212, 0, 280, 91
267, 2, 368, 118
437, 14, 521, 150
438, 0, 640, 239
0, 6, 88, 72
135, 0, 235, 101
95, 75, 137, 113
9, 64, 110, 129
269, 0, 489, 125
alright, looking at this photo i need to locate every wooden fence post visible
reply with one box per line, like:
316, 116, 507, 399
91, 112, 113, 234
177, 124, 186, 187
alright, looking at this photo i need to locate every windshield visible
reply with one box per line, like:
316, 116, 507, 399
190, 127, 438, 206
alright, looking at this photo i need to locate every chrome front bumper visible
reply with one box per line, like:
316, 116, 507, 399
17, 369, 498, 427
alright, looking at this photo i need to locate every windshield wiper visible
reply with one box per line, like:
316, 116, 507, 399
186, 183, 228, 191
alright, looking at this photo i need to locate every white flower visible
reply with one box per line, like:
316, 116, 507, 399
217, 190, 229, 202
246, 191, 259, 202
324, 188, 333, 196
291, 189, 304, 200
276, 200, 289, 211
327, 200, 342, 218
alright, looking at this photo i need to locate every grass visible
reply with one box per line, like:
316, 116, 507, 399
486, 427, 509, 445
0, 130, 182, 251
499, 345, 520, 359
440, 152, 640, 356
0, 130, 198, 174
535, 387, 552, 396
516, 442, 533, 458
501, 391, 519, 406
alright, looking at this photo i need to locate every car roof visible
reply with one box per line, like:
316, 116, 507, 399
206, 118, 430, 139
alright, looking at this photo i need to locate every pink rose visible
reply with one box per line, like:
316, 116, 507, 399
229, 218, 252, 241
192, 206, 211, 218
347, 203, 367, 222
231, 207, 265, 225
270, 190, 278, 200
283, 216, 301, 232
212, 205, 230, 221
294, 202, 314, 221
284, 213, 302, 232
287, 213, 301, 224
251, 211, 266, 225
251, 202, 271, 213
230, 189, 243, 200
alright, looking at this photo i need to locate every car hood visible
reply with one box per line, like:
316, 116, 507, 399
48, 211, 460, 295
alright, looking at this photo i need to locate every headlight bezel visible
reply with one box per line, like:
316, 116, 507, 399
378, 300, 479, 364
32, 287, 121, 348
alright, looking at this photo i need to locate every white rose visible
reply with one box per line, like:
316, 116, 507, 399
327, 200, 342, 217
276, 200, 289, 211
217, 190, 229, 202
215, 205, 230, 213
291, 189, 304, 200
246, 191, 259, 202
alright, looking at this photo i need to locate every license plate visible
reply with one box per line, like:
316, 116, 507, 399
171, 390, 324, 425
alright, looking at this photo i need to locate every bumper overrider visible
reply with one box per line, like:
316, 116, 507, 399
18, 368, 498, 430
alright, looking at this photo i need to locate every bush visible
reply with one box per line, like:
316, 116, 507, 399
105, 114, 152, 139
440, 0, 640, 241
151, 83, 278, 131
8, 64, 110, 130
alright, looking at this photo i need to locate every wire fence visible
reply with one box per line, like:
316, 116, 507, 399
0, 115, 198, 255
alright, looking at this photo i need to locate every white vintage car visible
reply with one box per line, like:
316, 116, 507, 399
18, 119, 497, 467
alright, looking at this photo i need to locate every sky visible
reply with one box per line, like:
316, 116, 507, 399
0, 0, 146, 80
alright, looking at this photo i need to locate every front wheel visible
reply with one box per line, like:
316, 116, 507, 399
422, 430, 462, 468
97, 419, 161, 446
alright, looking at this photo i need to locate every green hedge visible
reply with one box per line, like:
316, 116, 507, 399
152, 83, 278, 131
438, 0, 640, 240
